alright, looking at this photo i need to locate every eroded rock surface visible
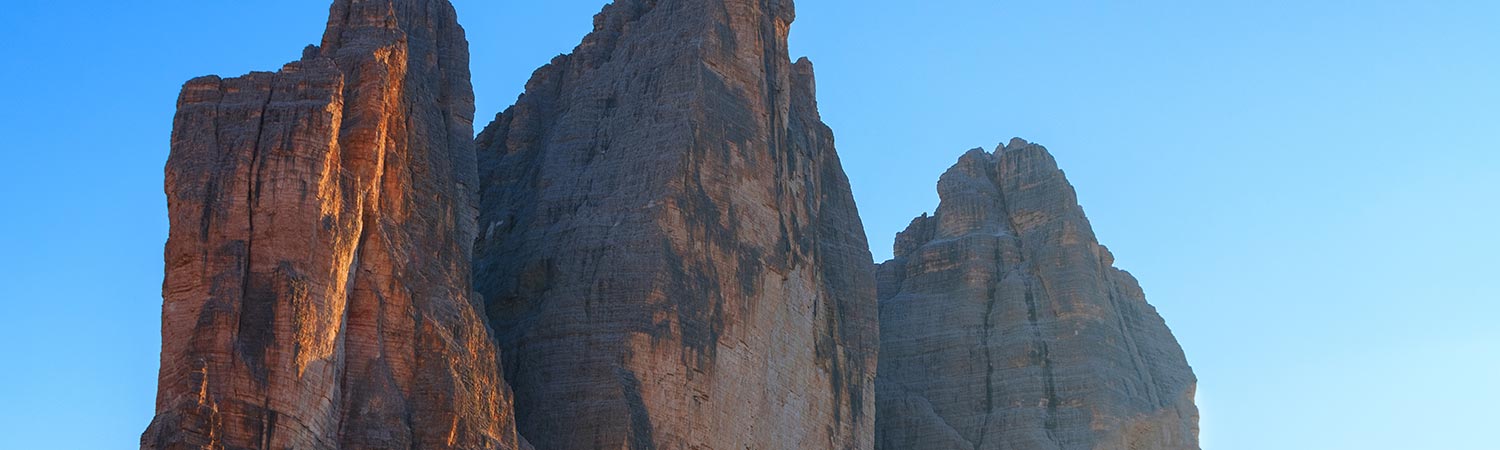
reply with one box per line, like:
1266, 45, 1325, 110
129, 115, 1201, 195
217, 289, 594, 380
473, 1, 877, 449
143, 1, 521, 449
874, 139, 1199, 450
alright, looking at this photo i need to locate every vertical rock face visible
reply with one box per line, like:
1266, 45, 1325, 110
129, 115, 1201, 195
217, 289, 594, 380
143, 1, 522, 449
473, 0, 877, 449
874, 139, 1199, 450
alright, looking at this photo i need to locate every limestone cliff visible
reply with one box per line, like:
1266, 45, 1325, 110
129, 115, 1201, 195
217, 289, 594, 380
143, 1, 522, 448
874, 139, 1199, 450
473, 0, 878, 449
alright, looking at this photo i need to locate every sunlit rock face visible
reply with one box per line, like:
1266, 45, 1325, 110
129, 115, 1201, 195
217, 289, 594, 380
143, 1, 523, 449
874, 139, 1199, 450
472, 0, 878, 449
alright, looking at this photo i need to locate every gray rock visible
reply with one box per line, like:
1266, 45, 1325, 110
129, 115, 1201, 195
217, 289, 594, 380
874, 139, 1199, 450
473, 1, 877, 449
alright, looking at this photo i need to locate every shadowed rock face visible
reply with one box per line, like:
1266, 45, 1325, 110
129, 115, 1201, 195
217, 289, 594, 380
874, 139, 1199, 450
143, 1, 522, 449
473, 0, 878, 449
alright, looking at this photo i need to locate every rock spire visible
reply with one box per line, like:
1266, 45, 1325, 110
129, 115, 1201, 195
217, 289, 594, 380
143, 1, 522, 448
473, 1, 878, 449
874, 139, 1199, 450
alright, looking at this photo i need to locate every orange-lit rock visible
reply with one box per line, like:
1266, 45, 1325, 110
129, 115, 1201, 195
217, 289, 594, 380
141, 1, 522, 449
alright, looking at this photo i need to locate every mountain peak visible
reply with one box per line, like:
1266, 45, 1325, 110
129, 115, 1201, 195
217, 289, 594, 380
472, 0, 877, 448
875, 141, 1200, 449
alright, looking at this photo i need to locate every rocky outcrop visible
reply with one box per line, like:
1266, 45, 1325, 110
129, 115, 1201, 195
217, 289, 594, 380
473, 0, 877, 449
143, 1, 522, 449
874, 139, 1199, 450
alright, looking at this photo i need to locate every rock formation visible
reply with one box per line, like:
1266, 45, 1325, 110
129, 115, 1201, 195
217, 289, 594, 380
143, 1, 523, 449
472, 0, 878, 449
874, 139, 1199, 450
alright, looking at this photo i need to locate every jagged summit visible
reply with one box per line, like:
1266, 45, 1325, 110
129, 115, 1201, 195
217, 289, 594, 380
874, 140, 1199, 450
145, 3, 1199, 450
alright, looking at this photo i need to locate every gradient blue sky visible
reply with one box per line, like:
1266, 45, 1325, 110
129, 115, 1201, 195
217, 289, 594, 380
2, 1, 1496, 449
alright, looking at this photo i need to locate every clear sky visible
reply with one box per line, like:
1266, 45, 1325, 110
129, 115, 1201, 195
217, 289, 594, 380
1, 1, 1496, 449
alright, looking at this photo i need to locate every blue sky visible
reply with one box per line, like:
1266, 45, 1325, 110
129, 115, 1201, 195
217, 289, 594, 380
1, 1, 1496, 449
